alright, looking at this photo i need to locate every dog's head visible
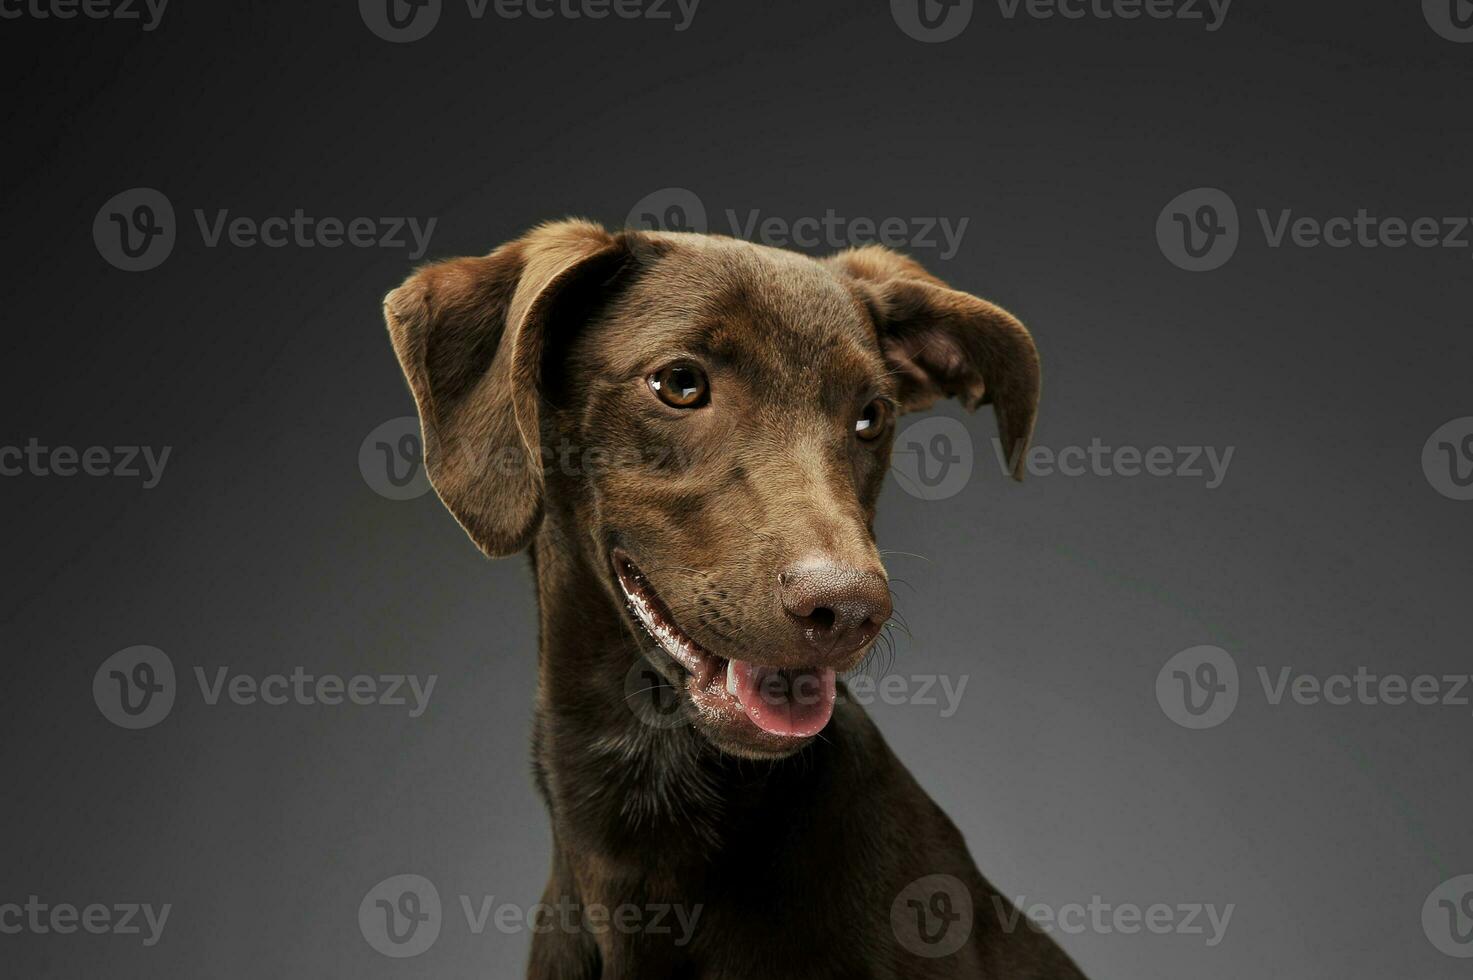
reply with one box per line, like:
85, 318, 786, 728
385, 220, 1038, 758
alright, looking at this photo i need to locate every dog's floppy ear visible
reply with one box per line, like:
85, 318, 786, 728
383, 219, 630, 556
825, 246, 1041, 481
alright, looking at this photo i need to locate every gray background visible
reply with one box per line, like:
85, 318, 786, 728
2, 0, 1471, 976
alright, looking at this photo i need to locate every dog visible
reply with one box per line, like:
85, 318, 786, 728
383, 220, 1087, 979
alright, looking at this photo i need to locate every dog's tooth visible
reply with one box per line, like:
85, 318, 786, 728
725, 660, 738, 698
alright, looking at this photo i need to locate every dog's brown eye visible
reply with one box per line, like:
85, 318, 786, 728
648, 364, 709, 409
855, 399, 890, 441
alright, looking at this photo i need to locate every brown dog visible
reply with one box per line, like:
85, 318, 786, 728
384, 220, 1086, 978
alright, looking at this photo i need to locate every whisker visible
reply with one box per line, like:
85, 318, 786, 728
878, 549, 932, 563
886, 609, 913, 637
886, 577, 920, 596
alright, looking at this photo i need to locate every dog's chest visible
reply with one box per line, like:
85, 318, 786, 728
566, 822, 894, 980
575, 881, 892, 980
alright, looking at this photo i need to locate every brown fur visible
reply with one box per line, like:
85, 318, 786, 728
383, 220, 1084, 978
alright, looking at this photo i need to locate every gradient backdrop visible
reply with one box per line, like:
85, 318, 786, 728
2, 1, 1472, 976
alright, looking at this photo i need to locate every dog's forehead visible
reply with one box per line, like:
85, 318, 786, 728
609, 236, 886, 390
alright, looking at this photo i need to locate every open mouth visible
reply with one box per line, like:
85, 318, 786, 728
613, 551, 837, 740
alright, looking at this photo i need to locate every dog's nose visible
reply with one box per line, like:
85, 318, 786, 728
779, 561, 892, 656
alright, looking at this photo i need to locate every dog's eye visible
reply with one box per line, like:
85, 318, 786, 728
855, 399, 891, 441
648, 364, 709, 409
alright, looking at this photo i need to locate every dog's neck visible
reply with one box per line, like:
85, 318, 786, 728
526, 526, 835, 863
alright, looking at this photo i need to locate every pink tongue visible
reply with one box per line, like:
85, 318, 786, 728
730, 660, 837, 738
